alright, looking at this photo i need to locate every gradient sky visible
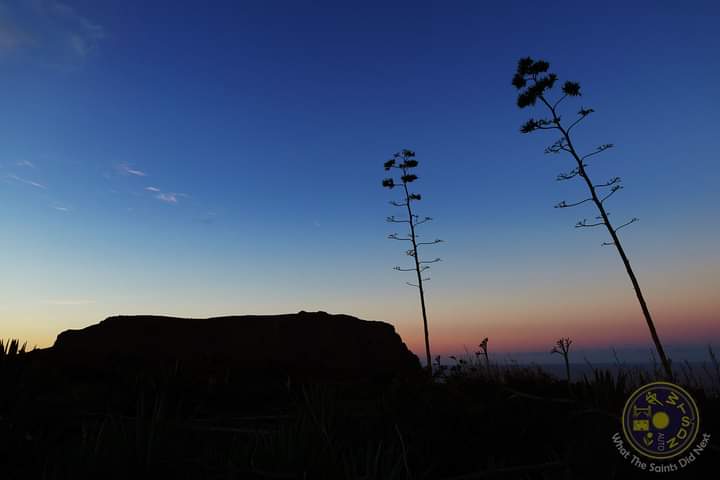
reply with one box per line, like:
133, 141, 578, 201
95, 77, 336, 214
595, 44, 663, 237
1, 0, 718, 364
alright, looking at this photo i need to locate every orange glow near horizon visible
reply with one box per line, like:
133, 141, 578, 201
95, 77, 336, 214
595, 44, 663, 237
404, 310, 720, 358
395, 275, 720, 358
2, 254, 718, 358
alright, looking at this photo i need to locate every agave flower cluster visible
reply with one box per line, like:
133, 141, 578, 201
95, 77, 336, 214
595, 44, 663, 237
511, 56, 582, 133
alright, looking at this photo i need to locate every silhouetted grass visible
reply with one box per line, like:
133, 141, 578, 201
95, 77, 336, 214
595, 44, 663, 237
0, 342, 718, 479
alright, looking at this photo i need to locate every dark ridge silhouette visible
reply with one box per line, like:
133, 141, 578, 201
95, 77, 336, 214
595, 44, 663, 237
30, 311, 421, 383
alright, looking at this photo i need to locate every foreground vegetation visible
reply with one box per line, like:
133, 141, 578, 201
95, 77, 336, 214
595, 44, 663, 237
1, 339, 718, 479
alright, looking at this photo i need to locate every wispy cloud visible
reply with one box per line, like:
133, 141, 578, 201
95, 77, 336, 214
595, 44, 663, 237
197, 211, 217, 224
155, 192, 188, 204
50, 203, 69, 212
117, 163, 146, 177
44, 299, 95, 306
16, 159, 35, 168
0, 1, 104, 64
6, 173, 46, 189
0, 16, 30, 55
144, 185, 189, 204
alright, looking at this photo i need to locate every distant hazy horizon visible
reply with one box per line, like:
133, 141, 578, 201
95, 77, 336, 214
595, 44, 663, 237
15, 311, 717, 367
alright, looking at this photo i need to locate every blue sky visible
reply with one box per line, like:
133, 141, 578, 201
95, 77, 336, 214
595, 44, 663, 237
1, 1, 719, 362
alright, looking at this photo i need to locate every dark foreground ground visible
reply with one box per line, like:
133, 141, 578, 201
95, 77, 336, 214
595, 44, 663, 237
1, 342, 718, 479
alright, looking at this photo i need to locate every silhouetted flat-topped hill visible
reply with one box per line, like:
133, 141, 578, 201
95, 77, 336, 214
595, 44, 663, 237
37, 311, 421, 383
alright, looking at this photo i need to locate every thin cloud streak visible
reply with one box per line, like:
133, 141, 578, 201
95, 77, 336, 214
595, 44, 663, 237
155, 192, 188, 204
6, 173, 46, 189
16, 160, 35, 168
0, 0, 105, 64
43, 299, 95, 306
117, 163, 146, 177
194, 211, 217, 224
